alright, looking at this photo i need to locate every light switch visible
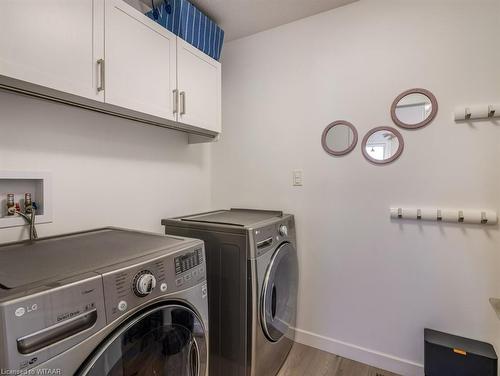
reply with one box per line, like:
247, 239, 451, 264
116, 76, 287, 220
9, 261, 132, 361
292, 170, 303, 186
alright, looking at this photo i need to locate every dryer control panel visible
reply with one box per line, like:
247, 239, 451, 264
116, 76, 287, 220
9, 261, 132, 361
253, 216, 295, 258
101, 243, 206, 323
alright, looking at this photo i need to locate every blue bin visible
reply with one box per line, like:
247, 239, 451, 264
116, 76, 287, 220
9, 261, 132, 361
147, 0, 224, 61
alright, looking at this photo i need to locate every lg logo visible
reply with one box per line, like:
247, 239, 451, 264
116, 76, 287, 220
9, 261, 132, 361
15, 303, 38, 317
14, 307, 25, 317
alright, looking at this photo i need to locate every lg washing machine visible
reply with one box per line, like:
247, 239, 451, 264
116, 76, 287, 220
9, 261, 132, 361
0, 228, 209, 375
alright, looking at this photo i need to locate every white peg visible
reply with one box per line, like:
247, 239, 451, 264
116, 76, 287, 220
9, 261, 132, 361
458, 210, 465, 223
465, 107, 471, 119
455, 103, 500, 121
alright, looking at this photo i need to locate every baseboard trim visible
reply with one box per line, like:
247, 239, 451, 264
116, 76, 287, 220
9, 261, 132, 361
294, 328, 424, 376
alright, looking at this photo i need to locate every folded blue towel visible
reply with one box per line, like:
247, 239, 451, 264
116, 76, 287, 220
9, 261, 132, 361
147, 0, 224, 61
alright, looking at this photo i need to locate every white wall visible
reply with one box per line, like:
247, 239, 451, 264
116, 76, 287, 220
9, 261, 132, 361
0, 91, 212, 243
213, 0, 500, 374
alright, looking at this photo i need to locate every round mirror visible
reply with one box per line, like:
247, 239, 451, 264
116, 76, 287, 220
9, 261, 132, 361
321, 121, 358, 156
391, 88, 438, 129
362, 127, 404, 165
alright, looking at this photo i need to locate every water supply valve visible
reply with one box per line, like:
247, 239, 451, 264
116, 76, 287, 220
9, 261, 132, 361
24, 193, 33, 214
6, 193, 15, 216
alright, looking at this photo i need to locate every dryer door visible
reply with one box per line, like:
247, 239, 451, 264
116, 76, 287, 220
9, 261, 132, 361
261, 242, 298, 342
78, 304, 207, 376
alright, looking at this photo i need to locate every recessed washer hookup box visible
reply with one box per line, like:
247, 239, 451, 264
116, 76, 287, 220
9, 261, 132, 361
425, 328, 497, 376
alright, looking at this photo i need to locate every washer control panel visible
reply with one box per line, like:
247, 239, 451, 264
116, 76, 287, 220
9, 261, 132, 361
102, 243, 206, 323
173, 248, 205, 288
175, 248, 203, 275
174, 263, 205, 289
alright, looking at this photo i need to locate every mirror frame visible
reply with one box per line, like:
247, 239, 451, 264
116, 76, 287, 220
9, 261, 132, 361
361, 126, 404, 165
321, 120, 358, 156
391, 88, 438, 129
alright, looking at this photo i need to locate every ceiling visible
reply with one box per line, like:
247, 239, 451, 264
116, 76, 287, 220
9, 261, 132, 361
193, 0, 358, 41
139, 0, 358, 42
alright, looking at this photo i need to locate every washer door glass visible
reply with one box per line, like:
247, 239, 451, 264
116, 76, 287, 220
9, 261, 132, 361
261, 242, 298, 342
79, 305, 207, 376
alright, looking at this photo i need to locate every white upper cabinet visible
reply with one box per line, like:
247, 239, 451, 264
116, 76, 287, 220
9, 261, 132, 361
177, 39, 222, 133
0, 0, 221, 138
0, 0, 104, 102
104, 0, 178, 120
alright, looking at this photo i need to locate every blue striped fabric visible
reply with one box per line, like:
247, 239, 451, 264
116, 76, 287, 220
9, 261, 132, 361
146, 0, 224, 61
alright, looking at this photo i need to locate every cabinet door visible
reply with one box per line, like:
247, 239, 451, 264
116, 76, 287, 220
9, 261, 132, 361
105, 0, 177, 120
177, 39, 221, 133
0, 0, 104, 101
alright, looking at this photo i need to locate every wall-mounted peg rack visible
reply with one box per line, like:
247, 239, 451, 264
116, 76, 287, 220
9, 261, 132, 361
454, 103, 500, 122
390, 207, 498, 225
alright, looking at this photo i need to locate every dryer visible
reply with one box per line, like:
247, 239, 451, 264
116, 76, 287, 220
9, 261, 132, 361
162, 209, 299, 376
0, 228, 209, 375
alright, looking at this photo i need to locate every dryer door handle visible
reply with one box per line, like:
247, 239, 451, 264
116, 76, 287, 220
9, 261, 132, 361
17, 309, 98, 354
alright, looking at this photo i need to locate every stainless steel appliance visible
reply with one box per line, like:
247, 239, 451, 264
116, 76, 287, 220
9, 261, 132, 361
0, 228, 209, 375
162, 209, 299, 376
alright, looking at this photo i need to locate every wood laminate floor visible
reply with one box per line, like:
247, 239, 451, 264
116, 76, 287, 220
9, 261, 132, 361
277, 343, 401, 376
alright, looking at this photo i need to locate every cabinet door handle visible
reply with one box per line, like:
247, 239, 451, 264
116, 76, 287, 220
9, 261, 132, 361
173, 89, 179, 114
97, 59, 105, 92
180, 91, 186, 115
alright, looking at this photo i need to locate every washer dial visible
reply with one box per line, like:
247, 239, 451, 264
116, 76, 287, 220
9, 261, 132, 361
133, 271, 157, 297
